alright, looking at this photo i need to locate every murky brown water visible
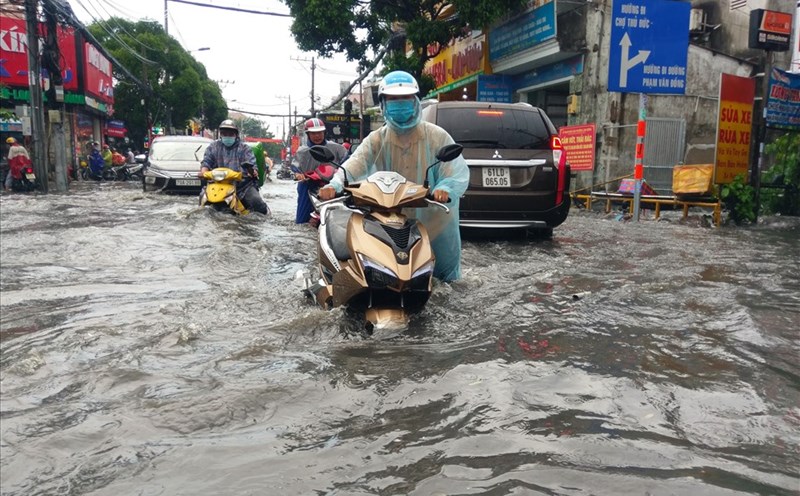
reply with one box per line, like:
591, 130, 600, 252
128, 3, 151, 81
1, 178, 798, 495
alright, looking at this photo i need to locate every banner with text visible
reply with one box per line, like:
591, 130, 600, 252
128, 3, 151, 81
714, 73, 755, 184
558, 123, 596, 172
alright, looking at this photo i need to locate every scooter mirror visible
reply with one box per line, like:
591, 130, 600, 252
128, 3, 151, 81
436, 144, 463, 163
309, 145, 336, 164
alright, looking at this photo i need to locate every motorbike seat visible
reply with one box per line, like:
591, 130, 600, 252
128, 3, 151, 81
325, 208, 352, 261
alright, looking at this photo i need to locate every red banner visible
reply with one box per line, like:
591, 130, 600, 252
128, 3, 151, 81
0, 16, 79, 91
715, 73, 755, 184
558, 123, 596, 172
83, 42, 114, 104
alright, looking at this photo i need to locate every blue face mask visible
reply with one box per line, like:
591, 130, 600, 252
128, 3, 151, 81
384, 99, 416, 124
221, 136, 236, 147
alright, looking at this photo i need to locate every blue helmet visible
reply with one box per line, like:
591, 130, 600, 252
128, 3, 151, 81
378, 71, 420, 99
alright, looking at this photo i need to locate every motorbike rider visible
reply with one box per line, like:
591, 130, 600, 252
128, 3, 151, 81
88, 142, 105, 179
318, 71, 469, 282
5, 137, 30, 191
199, 119, 270, 215
294, 117, 348, 224
101, 144, 113, 169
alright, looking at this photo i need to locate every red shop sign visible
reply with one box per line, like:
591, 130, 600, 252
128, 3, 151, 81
0, 16, 79, 91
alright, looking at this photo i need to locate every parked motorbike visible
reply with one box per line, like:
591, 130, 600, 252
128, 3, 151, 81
107, 162, 144, 181
299, 143, 463, 332
198, 167, 252, 215
276, 161, 294, 180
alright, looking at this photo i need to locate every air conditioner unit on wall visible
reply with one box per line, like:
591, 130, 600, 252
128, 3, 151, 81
689, 9, 706, 32
566, 94, 580, 115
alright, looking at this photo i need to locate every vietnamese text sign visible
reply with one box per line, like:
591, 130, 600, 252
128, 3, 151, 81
559, 123, 596, 172
714, 73, 755, 184
489, 1, 555, 62
765, 67, 800, 130
608, 0, 691, 94
477, 75, 512, 102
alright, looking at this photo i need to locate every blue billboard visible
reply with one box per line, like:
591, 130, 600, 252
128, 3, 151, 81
608, 0, 691, 94
489, 1, 556, 62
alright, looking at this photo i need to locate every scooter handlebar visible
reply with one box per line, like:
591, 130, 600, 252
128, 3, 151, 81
424, 197, 450, 213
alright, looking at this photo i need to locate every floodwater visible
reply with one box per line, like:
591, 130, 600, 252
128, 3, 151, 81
1, 177, 798, 496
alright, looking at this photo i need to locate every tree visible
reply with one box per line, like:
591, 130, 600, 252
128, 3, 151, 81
281, 0, 527, 96
229, 113, 274, 139
87, 18, 226, 147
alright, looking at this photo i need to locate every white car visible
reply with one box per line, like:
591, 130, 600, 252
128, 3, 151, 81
142, 135, 212, 193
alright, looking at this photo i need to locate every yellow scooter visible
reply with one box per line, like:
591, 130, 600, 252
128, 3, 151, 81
198, 167, 248, 215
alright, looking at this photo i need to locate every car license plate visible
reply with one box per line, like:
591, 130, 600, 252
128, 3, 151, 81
25, 173, 35, 180
175, 179, 200, 187
145, 176, 156, 184
482, 167, 510, 187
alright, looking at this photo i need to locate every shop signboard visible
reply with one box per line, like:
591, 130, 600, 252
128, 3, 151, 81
0, 16, 79, 91
748, 9, 792, 52
714, 73, 755, 184
607, 0, 690, 94
489, 0, 555, 62
765, 67, 800, 130
105, 119, 127, 138
318, 113, 364, 144
83, 42, 114, 104
423, 35, 485, 98
477, 75, 512, 102
512, 54, 584, 92
558, 123, 596, 172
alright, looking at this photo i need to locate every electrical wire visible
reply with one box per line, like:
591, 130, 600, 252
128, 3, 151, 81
72, 0, 158, 64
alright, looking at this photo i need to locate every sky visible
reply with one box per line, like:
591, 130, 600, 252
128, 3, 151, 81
70, 0, 367, 138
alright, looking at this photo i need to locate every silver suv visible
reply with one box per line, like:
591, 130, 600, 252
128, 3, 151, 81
143, 135, 212, 193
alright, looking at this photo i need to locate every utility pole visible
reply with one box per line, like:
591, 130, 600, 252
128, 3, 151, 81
164, 0, 168, 34
43, 0, 67, 192
290, 56, 316, 115
25, 0, 48, 193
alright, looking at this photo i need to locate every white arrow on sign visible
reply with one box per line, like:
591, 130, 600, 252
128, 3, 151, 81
618, 32, 651, 88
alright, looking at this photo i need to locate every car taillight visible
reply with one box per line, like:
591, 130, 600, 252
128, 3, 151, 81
550, 135, 566, 205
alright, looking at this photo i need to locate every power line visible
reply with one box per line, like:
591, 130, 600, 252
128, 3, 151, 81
168, 0, 291, 17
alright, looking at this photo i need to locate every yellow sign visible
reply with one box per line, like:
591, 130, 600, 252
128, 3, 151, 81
715, 73, 755, 184
423, 35, 486, 96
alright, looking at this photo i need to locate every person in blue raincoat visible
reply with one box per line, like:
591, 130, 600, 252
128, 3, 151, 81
88, 142, 105, 179
318, 71, 469, 282
294, 117, 348, 224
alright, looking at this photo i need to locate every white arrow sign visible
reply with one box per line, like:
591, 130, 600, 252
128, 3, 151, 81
618, 32, 651, 88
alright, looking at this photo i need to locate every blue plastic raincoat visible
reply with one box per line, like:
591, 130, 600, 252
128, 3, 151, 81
328, 122, 469, 281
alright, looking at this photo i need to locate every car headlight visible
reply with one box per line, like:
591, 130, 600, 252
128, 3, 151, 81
358, 253, 398, 288
211, 170, 227, 182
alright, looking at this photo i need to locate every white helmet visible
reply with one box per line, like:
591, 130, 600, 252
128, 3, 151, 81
378, 71, 419, 99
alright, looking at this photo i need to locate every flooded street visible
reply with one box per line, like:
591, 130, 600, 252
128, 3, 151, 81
1, 177, 798, 495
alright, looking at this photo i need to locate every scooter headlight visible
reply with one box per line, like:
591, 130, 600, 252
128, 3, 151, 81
411, 261, 434, 279
358, 253, 398, 289
211, 169, 227, 182
410, 260, 434, 290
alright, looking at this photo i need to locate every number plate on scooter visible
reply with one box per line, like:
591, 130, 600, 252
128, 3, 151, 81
25, 173, 35, 180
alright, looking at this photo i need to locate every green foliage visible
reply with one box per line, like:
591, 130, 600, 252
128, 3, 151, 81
281, 0, 527, 85
87, 18, 226, 148
720, 174, 756, 224
760, 132, 800, 216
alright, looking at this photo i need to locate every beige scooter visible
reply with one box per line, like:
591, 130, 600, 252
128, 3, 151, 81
300, 144, 463, 332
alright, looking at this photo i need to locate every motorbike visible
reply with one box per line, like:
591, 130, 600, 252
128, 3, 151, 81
8, 156, 37, 192
299, 143, 463, 332
198, 166, 252, 215
276, 161, 294, 180
107, 162, 144, 181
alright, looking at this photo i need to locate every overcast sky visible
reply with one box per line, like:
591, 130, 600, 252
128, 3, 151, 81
70, 0, 365, 137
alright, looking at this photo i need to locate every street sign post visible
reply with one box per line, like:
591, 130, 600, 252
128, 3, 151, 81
608, 0, 691, 94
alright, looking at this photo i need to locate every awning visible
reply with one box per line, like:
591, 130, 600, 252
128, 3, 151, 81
0, 118, 23, 133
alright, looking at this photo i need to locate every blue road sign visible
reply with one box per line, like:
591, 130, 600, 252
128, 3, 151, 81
608, 0, 691, 94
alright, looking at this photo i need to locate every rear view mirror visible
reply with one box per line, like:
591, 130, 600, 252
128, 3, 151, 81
309, 145, 336, 164
436, 144, 463, 163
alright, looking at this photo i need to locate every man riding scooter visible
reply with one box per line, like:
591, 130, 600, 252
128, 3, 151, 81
198, 119, 270, 215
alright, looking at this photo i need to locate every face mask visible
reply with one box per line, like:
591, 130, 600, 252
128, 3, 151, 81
384, 99, 416, 124
221, 136, 236, 147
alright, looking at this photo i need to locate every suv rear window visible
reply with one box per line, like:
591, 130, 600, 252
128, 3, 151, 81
436, 107, 552, 150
